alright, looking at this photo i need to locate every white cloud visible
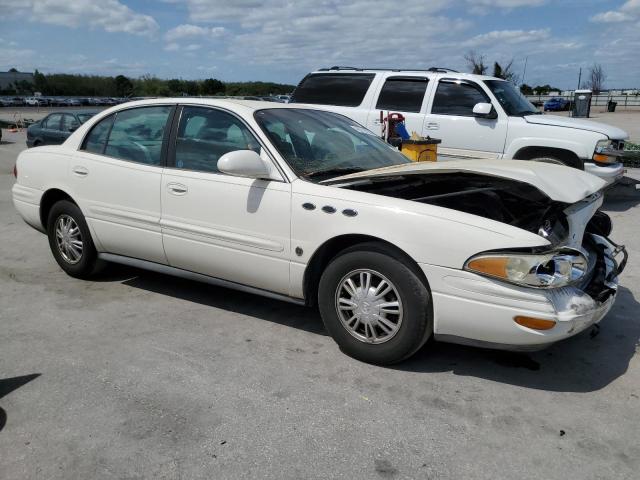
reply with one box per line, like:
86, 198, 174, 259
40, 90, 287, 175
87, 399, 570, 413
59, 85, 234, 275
466, 0, 546, 7
0, 0, 159, 37
590, 11, 632, 23
462, 29, 550, 47
164, 24, 225, 42
164, 43, 180, 52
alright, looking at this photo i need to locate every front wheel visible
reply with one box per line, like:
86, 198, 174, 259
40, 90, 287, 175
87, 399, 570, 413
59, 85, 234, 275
318, 245, 432, 365
47, 200, 101, 278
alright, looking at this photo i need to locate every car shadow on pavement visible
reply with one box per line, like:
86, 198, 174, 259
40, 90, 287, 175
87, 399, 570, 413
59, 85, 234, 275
0, 373, 41, 432
119, 267, 327, 336
111, 266, 638, 393
395, 286, 639, 393
603, 178, 640, 211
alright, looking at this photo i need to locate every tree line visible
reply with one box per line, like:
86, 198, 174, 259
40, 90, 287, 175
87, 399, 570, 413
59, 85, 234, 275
1, 70, 296, 97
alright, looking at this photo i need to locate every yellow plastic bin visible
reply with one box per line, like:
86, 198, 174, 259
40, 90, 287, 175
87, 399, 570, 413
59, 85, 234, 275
399, 138, 441, 162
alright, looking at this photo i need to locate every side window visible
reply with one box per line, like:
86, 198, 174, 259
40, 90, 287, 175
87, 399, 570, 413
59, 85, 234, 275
431, 80, 490, 116
43, 114, 62, 130
82, 114, 114, 154
174, 106, 260, 173
104, 106, 172, 165
62, 114, 80, 132
375, 77, 429, 113
291, 73, 375, 107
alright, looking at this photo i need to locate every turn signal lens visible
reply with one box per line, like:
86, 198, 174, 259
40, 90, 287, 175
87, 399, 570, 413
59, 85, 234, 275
466, 257, 509, 278
514, 316, 556, 330
593, 153, 616, 164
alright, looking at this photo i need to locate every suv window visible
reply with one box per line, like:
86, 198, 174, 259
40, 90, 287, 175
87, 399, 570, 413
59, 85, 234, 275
62, 114, 80, 132
104, 106, 172, 165
375, 77, 429, 113
291, 73, 375, 107
174, 106, 260, 173
431, 80, 490, 116
43, 114, 62, 130
82, 114, 114, 154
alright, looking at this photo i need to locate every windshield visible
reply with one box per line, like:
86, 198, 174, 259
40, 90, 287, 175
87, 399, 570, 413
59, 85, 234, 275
484, 80, 539, 116
254, 108, 410, 181
77, 113, 94, 123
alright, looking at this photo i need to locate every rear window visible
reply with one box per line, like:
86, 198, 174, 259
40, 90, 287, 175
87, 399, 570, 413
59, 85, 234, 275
375, 77, 429, 113
291, 73, 375, 107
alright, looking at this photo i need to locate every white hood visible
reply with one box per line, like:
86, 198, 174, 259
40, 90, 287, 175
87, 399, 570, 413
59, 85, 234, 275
326, 159, 606, 204
524, 114, 628, 140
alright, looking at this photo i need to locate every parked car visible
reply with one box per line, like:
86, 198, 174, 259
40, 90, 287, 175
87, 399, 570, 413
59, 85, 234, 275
24, 97, 46, 106
544, 97, 571, 111
290, 67, 627, 184
26, 111, 97, 147
0, 97, 14, 107
11, 99, 626, 364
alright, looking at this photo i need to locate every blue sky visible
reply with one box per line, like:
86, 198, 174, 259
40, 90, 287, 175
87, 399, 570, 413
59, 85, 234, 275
1, 0, 639, 88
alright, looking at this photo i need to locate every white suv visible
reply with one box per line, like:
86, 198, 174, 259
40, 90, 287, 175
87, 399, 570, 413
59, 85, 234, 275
291, 67, 627, 184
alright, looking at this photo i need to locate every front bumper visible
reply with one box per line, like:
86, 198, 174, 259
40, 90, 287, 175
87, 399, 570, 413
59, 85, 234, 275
422, 234, 626, 351
583, 161, 624, 185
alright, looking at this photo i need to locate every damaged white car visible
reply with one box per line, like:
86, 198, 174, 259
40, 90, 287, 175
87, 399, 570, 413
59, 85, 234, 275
12, 99, 627, 364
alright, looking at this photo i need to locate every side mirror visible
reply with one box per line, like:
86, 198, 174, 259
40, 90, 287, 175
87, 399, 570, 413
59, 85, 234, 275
473, 102, 497, 119
218, 149, 281, 180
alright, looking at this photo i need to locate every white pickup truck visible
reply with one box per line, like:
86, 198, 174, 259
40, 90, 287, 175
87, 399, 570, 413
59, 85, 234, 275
290, 67, 627, 184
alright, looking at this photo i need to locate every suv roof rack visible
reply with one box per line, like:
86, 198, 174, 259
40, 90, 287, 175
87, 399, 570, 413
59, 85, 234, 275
317, 66, 459, 73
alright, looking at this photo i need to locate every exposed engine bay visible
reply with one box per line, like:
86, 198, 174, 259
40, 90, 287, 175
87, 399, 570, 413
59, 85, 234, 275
342, 172, 586, 246
340, 172, 625, 304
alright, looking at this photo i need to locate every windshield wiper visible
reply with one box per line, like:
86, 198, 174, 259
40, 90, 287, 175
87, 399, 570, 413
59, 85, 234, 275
302, 167, 367, 180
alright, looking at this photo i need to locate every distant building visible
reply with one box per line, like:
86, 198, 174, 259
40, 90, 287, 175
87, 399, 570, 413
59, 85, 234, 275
0, 70, 34, 90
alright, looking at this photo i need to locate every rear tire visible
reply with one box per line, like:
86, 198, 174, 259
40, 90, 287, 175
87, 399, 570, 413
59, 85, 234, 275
529, 156, 566, 166
318, 244, 432, 365
46, 200, 100, 279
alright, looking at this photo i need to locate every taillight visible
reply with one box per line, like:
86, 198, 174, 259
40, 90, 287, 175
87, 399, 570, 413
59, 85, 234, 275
13, 164, 17, 178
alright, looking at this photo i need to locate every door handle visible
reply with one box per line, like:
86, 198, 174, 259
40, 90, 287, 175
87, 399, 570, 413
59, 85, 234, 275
167, 183, 188, 195
72, 166, 89, 177
426, 122, 440, 130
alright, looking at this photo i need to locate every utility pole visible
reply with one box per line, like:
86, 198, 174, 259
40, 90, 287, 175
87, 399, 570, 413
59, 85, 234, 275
577, 67, 582, 91
521, 56, 528, 86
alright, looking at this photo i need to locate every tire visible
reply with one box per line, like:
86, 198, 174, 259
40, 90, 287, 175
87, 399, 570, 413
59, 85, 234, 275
318, 244, 432, 365
46, 200, 100, 279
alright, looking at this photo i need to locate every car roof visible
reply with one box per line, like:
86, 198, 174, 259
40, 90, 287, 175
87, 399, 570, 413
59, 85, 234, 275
108, 97, 317, 115
309, 68, 502, 82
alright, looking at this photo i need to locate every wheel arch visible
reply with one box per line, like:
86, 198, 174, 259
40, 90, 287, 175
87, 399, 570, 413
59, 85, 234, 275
302, 234, 428, 306
513, 146, 584, 169
39, 188, 78, 231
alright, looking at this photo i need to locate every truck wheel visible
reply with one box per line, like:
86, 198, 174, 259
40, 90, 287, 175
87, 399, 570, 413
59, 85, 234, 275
530, 156, 566, 166
46, 200, 101, 279
318, 244, 432, 365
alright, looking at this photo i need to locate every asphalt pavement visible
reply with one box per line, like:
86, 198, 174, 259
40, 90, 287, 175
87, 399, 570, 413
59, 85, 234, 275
1, 129, 639, 480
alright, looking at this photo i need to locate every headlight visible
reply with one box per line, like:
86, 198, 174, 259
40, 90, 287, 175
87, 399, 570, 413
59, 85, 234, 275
464, 250, 587, 288
593, 139, 621, 164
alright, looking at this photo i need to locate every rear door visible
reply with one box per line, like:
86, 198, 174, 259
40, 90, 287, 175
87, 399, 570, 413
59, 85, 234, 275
40, 113, 65, 145
71, 105, 174, 263
365, 75, 431, 138
424, 78, 508, 159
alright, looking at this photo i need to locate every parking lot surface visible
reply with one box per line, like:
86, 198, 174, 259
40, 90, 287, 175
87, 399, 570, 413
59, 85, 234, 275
1, 129, 639, 480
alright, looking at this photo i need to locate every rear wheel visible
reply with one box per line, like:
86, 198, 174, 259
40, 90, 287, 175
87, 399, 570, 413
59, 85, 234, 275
47, 200, 100, 278
529, 156, 566, 165
318, 245, 432, 365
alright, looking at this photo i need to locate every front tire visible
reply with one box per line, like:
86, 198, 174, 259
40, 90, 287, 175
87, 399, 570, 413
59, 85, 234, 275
318, 245, 432, 365
47, 200, 100, 278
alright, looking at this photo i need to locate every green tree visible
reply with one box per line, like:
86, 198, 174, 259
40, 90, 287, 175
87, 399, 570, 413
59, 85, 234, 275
520, 84, 533, 95
114, 75, 133, 97
202, 78, 225, 95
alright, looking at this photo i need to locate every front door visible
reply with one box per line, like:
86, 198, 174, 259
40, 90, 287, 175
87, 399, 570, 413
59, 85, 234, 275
423, 78, 508, 159
160, 105, 291, 295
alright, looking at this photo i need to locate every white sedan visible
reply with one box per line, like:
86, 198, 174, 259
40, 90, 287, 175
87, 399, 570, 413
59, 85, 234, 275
12, 99, 627, 364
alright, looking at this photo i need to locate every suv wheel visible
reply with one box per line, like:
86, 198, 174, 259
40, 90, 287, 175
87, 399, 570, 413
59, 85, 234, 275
47, 200, 100, 278
530, 156, 566, 166
318, 244, 432, 365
